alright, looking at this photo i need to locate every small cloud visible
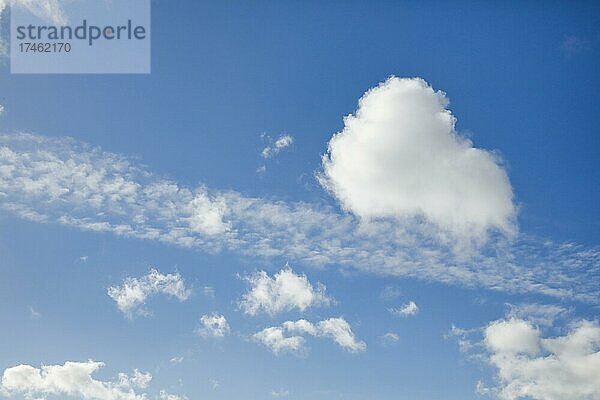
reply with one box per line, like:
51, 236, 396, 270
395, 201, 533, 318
445, 324, 478, 353
380, 332, 400, 345
79, 256, 88, 263
271, 389, 290, 397
253, 326, 306, 355
202, 286, 215, 299
169, 356, 184, 364
208, 378, 220, 390
28, 305, 40, 319
389, 301, 418, 317
107, 268, 191, 318
254, 317, 366, 355
257, 133, 295, 173
379, 285, 401, 301
0, 104, 5, 116
505, 303, 570, 327
195, 313, 230, 338
261, 134, 294, 159
159, 390, 187, 400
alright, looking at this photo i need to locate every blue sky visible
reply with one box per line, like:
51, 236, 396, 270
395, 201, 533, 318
0, 1, 599, 400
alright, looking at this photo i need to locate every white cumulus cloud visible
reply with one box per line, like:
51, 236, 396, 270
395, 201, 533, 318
320, 76, 516, 247
107, 268, 191, 318
452, 310, 600, 400
484, 318, 541, 355
195, 313, 230, 338
253, 326, 306, 355
239, 267, 331, 316
481, 318, 600, 400
1, 361, 149, 400
254, 317, 366, 354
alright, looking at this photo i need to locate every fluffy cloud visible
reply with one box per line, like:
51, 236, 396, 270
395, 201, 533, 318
261, 134, 294, 159
196, 313, 230, 338
480, 318, 600, 400
452, 308, 600, 400
254, 317, 366, 354
107, 269, 191, 317
239, 267, 331, 316
484, 318, 541, 355
1, 361, 149, 400
315, 318, 367, 352
389, 301, 419, 317
320, 77, 516, 246
253, 327, 306, 355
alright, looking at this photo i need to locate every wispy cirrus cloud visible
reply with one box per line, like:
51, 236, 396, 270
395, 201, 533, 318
271, 389, 290, 398
389, 301, 419, 317
257, 133, 294, 173
380, 332, 400, 346
0, 78, 598, 305
505, 303, 570, 327
261, 134, 294, 159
